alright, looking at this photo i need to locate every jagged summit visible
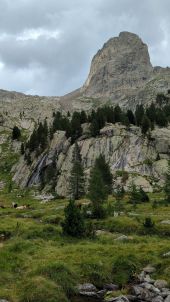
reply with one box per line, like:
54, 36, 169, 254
0, 31, 170, 120
82, 31, 153, 97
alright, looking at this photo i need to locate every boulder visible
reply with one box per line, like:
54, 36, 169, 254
163, 251, 170, 257
154, 280, 168, 289
104, 284, 119, 291
160, 220, 170, 225
77, 283, 97, 293
114, 235, 129, 241
143, 265, 156, 274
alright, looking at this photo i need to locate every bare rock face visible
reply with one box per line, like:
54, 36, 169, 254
83, 32, 153, 97
13, 125, 170, 196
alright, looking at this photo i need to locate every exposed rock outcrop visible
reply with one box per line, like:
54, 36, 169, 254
12, 124, 170, 196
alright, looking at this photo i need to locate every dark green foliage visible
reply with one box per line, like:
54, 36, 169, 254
90, 118, 100, 137
88, 164, 107, 218
155, 109, 168, 127
127, 110, 136, 125
95, 155, 113, 194
20, 143, 25, 155
164, 160, 170, 203
141, 115, 151, 135
62, 200, 86, 237
12, 126, 21, 140
26, 121, 49, 155
129, 184, 149, 206
135, 104, 144, 126
146, 102, 156, 124
80, 110, 87, 123
70, 112, 82, 143
143, 217, 154, 228
139, 187, 149, 202
69, 142, 85, 200
156, 93, 169, 105
114, 105, 122, 123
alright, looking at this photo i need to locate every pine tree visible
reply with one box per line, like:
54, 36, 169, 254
135, 105, 144, 126
62, 200, 86, 237
139, 187, 149, 202
95, 155, 113, 194
141, 115, 151, 135
127, 110, 136, 125
114, 105, 122, 123
12, 126, 21, 140
146, 103, 156, 124
88, 165, 107, 218
164, 160, 170, 204
70, 112, 82, 143
20, 143, 25, 155
69, 142, 85, 200
90, 118, 100, 137
80, 110, 87, 124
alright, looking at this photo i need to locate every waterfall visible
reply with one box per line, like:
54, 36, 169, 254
27, 153, 47, 187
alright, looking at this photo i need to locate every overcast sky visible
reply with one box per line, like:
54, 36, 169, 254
0, 0, 170, 96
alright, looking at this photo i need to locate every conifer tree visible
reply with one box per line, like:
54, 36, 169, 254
114, 105, 122, 123
12, 126, 21, 140
135, 104, 144, 126
69, 142, 85, 200
95, 155, 113, 194
127, 109, 136, 125
90, 118, 100, 137
21, 143, 25, 155
88, 165, 107, 218
141, 115, 151, 135
70, 112, 82, 143
164, 160, 170, 204
62, 200, 86, 237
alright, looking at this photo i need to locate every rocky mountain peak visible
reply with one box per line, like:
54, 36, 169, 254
83, 31, 153, 97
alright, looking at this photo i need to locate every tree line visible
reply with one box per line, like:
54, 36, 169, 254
19, 92, 170, 165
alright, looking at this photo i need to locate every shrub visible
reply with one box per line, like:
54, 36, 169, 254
12, 126, 21, 140
143, 217, 154, 228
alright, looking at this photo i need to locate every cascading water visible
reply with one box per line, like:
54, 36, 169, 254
27, 153, 47, 187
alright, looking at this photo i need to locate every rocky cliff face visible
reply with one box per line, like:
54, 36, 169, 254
12, 124, 170, 195
1, 31, 170, 195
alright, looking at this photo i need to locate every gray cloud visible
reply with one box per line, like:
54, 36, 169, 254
0, 0, 170, 96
